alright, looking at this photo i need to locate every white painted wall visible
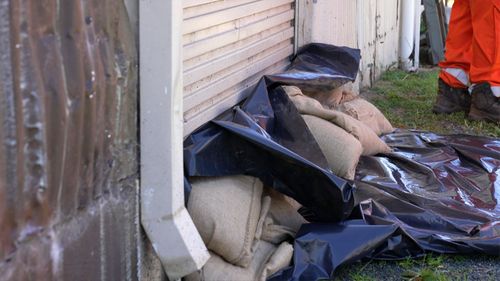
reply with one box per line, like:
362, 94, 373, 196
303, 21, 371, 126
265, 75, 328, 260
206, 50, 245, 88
310, 0, 358, 48
308, 0, 401, 88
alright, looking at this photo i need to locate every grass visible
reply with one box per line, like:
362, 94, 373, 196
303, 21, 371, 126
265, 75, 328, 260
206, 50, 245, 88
335, 254, 499, 281
399, 254, 449, 281
348, 272, 378, 281
362, 68, 500, 138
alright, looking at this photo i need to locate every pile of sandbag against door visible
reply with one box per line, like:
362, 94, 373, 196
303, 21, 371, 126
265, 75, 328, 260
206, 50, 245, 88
299, 82, 358, 108
335, 98, 394, 136
183, 44, 500, 281
186, 175, 306, 281
282, 86, 393, 180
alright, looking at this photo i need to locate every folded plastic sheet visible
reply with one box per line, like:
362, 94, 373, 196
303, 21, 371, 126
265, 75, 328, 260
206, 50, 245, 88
266, 43, 361, 92
183, 43, 500, 280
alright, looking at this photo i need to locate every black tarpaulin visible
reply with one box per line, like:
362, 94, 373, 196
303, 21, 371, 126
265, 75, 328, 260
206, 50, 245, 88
183, 44, 500, 281
270, 131, 500, 280
184, 81, 355, 222
265, 43, 361, 92
184, 44, 361, 222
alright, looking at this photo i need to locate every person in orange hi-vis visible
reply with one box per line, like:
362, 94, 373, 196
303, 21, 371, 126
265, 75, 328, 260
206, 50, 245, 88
433, 0, 500, 123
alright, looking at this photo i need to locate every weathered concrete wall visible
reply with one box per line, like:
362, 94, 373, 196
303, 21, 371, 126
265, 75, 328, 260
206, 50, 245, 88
308, 0, 401, 88
0, 0, 160, 280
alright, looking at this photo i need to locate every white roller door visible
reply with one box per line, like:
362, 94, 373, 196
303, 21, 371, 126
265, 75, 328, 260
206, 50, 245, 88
183, 0, 296, 135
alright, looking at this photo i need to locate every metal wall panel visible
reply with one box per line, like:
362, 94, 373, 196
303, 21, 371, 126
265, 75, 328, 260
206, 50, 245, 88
182, 0, 295, 135
0, 0, 147, 280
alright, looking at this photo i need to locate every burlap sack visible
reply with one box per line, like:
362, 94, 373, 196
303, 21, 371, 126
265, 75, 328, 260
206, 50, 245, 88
283, 86, 323, 115
285, 83, 358, 109
282, 86, 327, 116
339, 88, 358, 104
317, 110, 391, 156
185, 241, 293, 281
263, 188, 307, 234
256, 188, 305, 244
282, 87, 390, 156
254, 196, 271, 243
302, 115, 363, 180
188, 176, 263, 268
301, 86, 344, 108
261, 217, 296, 244
259, 242, 294, 281
337, 98, 394, 136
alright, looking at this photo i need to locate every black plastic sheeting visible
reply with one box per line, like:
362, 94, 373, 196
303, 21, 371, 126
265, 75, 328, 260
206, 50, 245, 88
184, 44, 360, 222
270, 132, 500, 280
184, 82, 355, 222
183, 44, 500, 281
265, 43, 361, 92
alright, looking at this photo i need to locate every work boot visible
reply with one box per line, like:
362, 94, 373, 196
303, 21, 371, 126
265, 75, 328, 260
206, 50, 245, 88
468, 83, 500, 123
432, 78, 471, 114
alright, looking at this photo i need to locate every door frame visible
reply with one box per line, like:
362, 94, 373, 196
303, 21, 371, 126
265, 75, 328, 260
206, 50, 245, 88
139, 1, 209, 280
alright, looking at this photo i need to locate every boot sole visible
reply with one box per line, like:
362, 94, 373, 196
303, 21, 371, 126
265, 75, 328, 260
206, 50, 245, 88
432, 104, 467, 115
468, 107, 500, 123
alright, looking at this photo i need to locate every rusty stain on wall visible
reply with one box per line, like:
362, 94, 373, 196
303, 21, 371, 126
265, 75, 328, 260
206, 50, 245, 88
0, 0, 149, 280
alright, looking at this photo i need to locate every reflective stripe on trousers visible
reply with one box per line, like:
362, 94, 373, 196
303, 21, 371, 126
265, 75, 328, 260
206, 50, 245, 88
491, 86, 500, 97
444, 68, 470, 87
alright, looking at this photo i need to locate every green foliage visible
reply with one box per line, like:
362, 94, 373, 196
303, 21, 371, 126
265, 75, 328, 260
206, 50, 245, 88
424, 254, 444, 268
399, 257, 415, 269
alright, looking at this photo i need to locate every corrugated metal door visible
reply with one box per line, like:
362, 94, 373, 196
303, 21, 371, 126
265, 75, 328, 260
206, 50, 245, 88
182, 0, 295, 135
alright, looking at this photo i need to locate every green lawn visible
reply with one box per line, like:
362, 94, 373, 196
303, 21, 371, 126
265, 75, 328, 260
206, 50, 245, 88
334, 253, 499, 281
363, 69, 500, 138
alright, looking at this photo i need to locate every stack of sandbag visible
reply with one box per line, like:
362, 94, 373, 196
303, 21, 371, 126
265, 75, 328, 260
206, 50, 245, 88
335, 98, 394, 136
186, 176, 306, 281
282, 85, 394, 180
301, 82, 358, 108
261, 188, 308, 244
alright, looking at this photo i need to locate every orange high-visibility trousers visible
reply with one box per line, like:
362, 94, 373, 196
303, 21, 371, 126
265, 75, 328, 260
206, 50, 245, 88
439, 0, 500, 89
